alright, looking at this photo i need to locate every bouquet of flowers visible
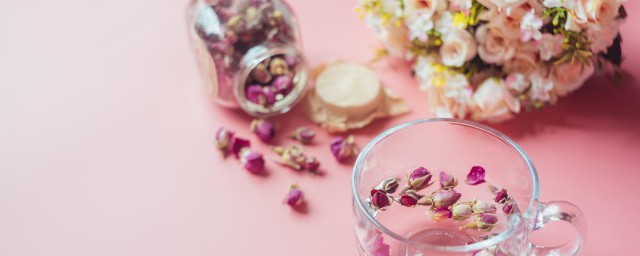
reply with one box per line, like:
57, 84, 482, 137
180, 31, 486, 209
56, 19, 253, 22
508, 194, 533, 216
358, 0, 627, 122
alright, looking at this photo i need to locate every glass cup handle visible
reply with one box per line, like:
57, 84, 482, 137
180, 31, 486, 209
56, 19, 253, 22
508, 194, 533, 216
531, 201, 587, 256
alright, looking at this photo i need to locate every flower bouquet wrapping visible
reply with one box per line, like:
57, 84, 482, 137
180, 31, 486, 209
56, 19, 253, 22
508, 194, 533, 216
358, 0, 627, 122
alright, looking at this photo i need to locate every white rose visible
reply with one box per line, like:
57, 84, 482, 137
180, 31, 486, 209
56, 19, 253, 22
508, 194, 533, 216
502, 46, 539, 75
476, 24, 518, 64
472, 78, 521, 123
477, 0, 525, 10
407, 14, 434, 42
404, 0, 447, 19
587, 19, 622, 53
440, 28, 477, 67
551, 62, 595, 96
505, 73, 530, 92
427, 72, 474, 118
528, 71, 554, 102
575, 0, 623, 23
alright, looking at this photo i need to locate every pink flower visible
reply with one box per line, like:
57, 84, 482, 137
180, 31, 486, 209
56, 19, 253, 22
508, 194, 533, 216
472, 78, 520, 123
431, 207, 453, 221
440, 28, 477, 67
551, 61, 595, 96
215, 127, 234, 155
409, 167, 434, 190
466, 166, 486, 185
370, 189, 393, 210
399, 190, 422, 207
476, 24, 517, 65
505, 73, 529, 92
520, 9, 543, 42
452, 202, 474, 220
439, 171, 458, 189
289, 127, 316, 144
503, 201, 516, 214
369, 234, 391, 256
250, 119, 275, 143
534, 33, 564, 61
495, 188, 509, 203
240, 149, 265, 174
230, 137, 251, 158
284, 185, 304, 208
330, 135, 358, 162
473, 200, 497, 214
376, 178, 400, 194
432, 189, 462, 208
476, 213, 499, 231
303, 156, 320, 173
273, 75, 294, 95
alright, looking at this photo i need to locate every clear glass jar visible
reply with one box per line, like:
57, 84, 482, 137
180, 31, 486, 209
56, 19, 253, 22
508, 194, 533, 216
187, 0, 309, 117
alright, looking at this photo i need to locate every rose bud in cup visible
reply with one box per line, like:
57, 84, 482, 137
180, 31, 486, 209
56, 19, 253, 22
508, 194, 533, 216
439, 171, 458, 189
330, 135, 358, 162
452, 202, 474, 221
284, 185, 304, 208
370, 189, 392, 210
399, 190, 422, 207
215, 127, 234, 156
502, 200, 516, 214
432, 189, 462, 208
376, 178, 400, 194
250, 119, 276, 143
431, 207, 453, 221
473, 200, 497, 214
495, 189, 509, 204
239, 148, 265, 174
463, 213, 499, 232
408, 167, 433, 190
289, 127, 315, 144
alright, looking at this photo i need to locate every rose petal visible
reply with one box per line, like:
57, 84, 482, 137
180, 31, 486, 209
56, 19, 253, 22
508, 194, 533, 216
466, 166, 486, 185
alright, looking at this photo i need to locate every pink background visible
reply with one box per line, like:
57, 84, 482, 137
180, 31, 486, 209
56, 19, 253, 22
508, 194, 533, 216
1, 0, 638, 255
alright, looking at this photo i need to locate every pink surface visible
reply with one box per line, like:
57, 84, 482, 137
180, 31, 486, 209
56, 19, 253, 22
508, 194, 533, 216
0, 1, 638, 255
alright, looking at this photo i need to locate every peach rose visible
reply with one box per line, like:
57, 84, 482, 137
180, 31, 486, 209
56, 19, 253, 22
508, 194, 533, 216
476, 24, 518, 64
551, 62, 595, 96
472, 78, 521, 123
440, 28, 477, 67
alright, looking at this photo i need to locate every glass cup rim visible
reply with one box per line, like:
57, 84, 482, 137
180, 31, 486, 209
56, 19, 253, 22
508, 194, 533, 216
351, 118, 540, 252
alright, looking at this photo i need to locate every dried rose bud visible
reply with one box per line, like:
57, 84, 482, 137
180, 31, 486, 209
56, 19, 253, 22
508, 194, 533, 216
399, 190, 422, 207
273, 145, 306, 170
263, 87, 277, 105
452, 202, 474, 221
463, 214, 499, 232
251, 63, 272, 83
230, 136, 251, 158
289, 127, 315, 144
431, 207, 453, 221
473, 201, 497, 214
370, 189, 392, 210
303, 156, 320, 173
466, 166, 486, 185
417, 196, 433, 206
215, 127, 234, 155
284, 184, 304, 208
239, 148, 265, 174
250, 119, 275, 143
408, 167, 433, 190
285, 55, 297, 68
502, 201, 515, 214
269, 57, 289, 75
272, 75, 294, 95
375, 178, 400, 194
246, 85, 265, 105
432, 189, 462, 209
439, 171, 458, 189
494, 189, 509, 204
330, 135, 358, 162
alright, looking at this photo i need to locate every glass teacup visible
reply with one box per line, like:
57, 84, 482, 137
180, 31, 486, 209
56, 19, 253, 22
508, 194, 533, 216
352, 119, 586, 256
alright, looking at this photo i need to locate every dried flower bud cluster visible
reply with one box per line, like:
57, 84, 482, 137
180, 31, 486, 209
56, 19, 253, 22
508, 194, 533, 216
273, 145, 320, 174
289, 126, 316, 144
245, 55, 298, 107
367, 165, 512, 233
215, 126, 265, 174
329, 135, 358, 162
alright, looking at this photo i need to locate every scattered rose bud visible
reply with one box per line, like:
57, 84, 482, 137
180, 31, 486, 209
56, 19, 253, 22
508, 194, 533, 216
250, 119, 275, 143
330, 135, 358, 162
269, 57, 289, 75
289, 127, 315, 144
439, 171, 458, 189
466, 166, 486, 185
273, 145, 306, 170
473, 201, 497, 214
463, 213, 499, 232
431, 207, 453, 221
399, 190, 422, 207
370, 189, 393, 210
432, 189, 462, 209
494, 188, 509, 204
502, 200, 515, 214
417, 196, 433, 206
284, 184, 304, 208
273, 75, 294, 95
230, 136, 251, 158
215, 127, 234, 155
251, 63, 272, 83
376, 178, 400, 194
452, 202, 474, 221
303, 156, 320, 173
239, 148, 265, 174
408, 167, 434, 190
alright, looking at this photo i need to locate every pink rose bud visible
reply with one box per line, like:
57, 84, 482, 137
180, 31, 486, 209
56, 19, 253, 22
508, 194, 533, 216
230, 136, 251, 158
494, 188, 509, 204
472, 201, 497, 214
399, 190, 422, 207
215, 127, 234, 155
303, 156, 320, 173
240, 148, 265, 174
263, 87, 277, 105
439, 171, 458, 189
284, 185, 304, 208
330, 135, 358, 162
272, 75, 294, 95
432, 189, 462, 209
431, 207, 453, 221
502, 201, 515, 214
476, 213, 499, 232
251, 63, 272, 83
466, 166, 486, 185
417, 196, 433, 206
376, 178, 400, 194
246, 85, 265, 105
370, 189, 392, 210
284, 55, 297, 68
250, 119, 275, 143
289, 127, 316, 144
409, 167, 434, 190
452, 202, 474, 221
